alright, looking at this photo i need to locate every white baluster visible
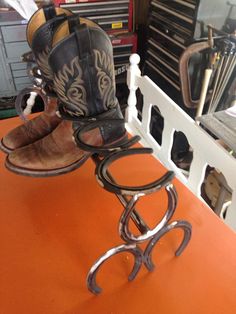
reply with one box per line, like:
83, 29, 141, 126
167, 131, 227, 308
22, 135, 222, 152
187, 152, 207, 197
141, 97, 152, 134
126, 54, 141, 123
225, 191, 236, 230
159, 121, 175, 164
23, 92, 37, 116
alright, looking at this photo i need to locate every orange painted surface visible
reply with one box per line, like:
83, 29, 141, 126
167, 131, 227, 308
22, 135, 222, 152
1, 116, 236, 314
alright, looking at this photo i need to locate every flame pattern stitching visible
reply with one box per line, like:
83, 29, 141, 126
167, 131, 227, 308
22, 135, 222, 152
36, 46, 53, 81
93, 49, 116, 110
54, 56, 88, 117
53, 50, 116, 118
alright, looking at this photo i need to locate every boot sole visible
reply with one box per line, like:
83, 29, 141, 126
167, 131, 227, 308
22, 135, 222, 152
0, 139, 13, 154
4, 133, 130, 177
5, 153, 91, 177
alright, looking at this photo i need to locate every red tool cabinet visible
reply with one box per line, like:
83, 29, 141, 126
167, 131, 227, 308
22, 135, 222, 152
54, 0, 134, 33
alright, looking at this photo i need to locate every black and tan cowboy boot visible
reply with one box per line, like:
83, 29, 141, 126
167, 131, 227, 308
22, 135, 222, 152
26, 4, 72, 91
5, 17, 128, 177
0, 4, 72, 154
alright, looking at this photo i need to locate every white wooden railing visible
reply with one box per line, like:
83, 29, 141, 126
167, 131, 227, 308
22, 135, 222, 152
126, 54, 236, 231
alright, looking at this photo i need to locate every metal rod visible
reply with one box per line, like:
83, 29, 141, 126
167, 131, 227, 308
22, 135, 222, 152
212, 56, 229, 105
211, 55, 236, 112
196, 68, 212, 117
115, 192, 150, 234
208, 55, 224, 112
215, 54, 233, 92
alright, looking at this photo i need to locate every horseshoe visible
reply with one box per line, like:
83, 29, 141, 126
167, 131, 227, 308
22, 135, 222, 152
87, 244, 143, 294
96, 147, 175, 195
144, 220, 192, 271
119, 184, 178, 243
15, 87, 48, 121
74, 118, 141, 153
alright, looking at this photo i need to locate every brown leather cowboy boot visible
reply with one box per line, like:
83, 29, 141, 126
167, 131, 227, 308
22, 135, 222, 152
0, 4, 72, 153
5, 17, 128, 177
0, 98, 60, 153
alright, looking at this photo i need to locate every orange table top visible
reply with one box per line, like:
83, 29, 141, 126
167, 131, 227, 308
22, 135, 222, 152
1, 116, 236, 314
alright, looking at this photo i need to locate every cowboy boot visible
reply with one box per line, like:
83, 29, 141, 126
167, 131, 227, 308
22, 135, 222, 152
5, 17, 128, 177
26, 4, 72, 90
0, 4, 72, 154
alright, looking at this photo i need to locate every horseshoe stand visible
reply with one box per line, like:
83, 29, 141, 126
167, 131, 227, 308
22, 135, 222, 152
75, 126, 192, 294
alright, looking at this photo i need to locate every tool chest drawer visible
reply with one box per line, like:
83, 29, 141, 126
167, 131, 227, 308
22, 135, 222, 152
146, 48, 179, 75
1, 25, 27, 43
4, 42, 30, 61
14, 76, 31, 85
150, 0, 196, 23
147, 27, 185, 59
146, 52, 180, 82
0, 11, 31, 97
55, 0, 133, 33
145, 59, 180, 91
148, 11, 192, 45
147, 38, 179, 64
10, 62, 28, 71
111, 33, 137, 54
111, 32, 137, 80
15, 82, 31, 92
86, 13, 129, 32
12, 69, 28, 78
145, 60, 181, 92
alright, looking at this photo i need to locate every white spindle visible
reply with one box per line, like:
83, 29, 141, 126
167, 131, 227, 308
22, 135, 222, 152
225, 192, 236, 229
23, 92, 37, 115
187, 153, 208, 196
126, 54, 141, 123
141, 98, 152, 134
159, 121, 175, 164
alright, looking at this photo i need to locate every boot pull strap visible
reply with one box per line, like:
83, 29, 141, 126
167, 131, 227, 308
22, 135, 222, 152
43, 4, 56, 21
75, 24, 92, 59
68, 14, 81, 34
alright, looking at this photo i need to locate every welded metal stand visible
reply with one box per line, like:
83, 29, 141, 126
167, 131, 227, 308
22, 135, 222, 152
74, 116, 192, 294
86, 148, 192, 294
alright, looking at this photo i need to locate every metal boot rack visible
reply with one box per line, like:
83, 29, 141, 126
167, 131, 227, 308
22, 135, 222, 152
77, 134, 192, 294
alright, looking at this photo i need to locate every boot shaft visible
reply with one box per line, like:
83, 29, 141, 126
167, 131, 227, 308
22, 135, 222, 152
26, 4, 72, 86
49, 17, 118, 118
